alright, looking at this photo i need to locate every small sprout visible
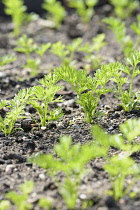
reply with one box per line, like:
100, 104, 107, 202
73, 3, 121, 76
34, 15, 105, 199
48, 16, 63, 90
15, 34, 38, 56
106, 51, 140, 111
0, 54, 16, 68
0, 200, 10, 210
104, 155, 140, 200
2, 0, 28, 36
79, 33, 107, 70
0, 89, 30, 135
109, 0, 139, 19
67, 0, 98, 23
42, 0, 66, 29
92, 118, 140, 200
50, 38, 82, 66
131, 14, 140, 49
103, 17, 133, 56
28, 72, 63, 127
54, 65, 111, 123
38, 198, 52, 210
5, 181, 34, 210
35, 43, 51, 58
29, 135, 105, 209
15, 35, 51, 77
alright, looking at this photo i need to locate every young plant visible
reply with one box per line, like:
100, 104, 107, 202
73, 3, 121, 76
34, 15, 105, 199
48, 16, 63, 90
5, 180, 34, 210
28, 72, 63, 129
25, 43, 51, 77
54, 65, 111, 123
2, 0, 28, 36
14, 34, 38, 59
0, 88, 30, 135
119, 118, 140, 145
78, 33, 107, 71
103, 17, 133, 56
42, 0, 66, 29
91, 118, 140, 200
15, 35, 51, 76
0, 54, 16, 69
109, 0, 139, 19
131, 14, 140, 49
106, 51, 140, 111
67, 0, 98, 23
0, 200, 10, 210
104, 155, 140, 200
92, 118, 140, 157
29, 135, 108, 209
38, 198, 52, 210
50, 38, 82, 66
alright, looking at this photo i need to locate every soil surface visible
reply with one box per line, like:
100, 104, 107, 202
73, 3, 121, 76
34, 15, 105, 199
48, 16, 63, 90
1, 2, 140, 210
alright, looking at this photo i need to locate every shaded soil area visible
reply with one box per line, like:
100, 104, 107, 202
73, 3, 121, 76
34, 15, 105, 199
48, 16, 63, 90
1, 2, 140, 210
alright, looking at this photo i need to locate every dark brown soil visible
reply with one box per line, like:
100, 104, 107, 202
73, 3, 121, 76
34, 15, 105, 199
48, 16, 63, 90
1, 3, 140, 210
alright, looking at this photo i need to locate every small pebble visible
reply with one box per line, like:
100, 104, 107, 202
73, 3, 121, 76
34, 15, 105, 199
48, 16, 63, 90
0, 132, 5, 137
71, 124, 80, 129
0, 159, 5, 164
79, 194, 87, 199
41, 126, 46, 130
39, 173, 46, 180
108, 126, 114, 131
5, 165, 15, 175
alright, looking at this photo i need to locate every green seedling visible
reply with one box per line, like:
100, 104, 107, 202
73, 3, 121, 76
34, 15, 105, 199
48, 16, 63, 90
42, 0, 66, 29
119, 118, 140, 144
67, 0, 98, 23
35, 43, 51, 58
50, 41, 69, 65
92, 118, 140, 156
91, 118, 140, 200
104, 155, 140, 200
78, 33, 107, 71
54, 65, 111, 123
2, 0, 28, 36
50, 38, 82, 66
0, 200, 10, 210
131, 14, 140, 49
109, 0, 139, 19
28, 72, 63, 128
15, 35, 51, 76
0, 54, 16, 69
15, 34, 38, 56
5, 180, 34, 210
29, 135, 107, 209
106, 51, 140, 111
38, 198, 52, 210
103, 17, 133, 56
58, 177, 81, 210
0, 89, 30, 135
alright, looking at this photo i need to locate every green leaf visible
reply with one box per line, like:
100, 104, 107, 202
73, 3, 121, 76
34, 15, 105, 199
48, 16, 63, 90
120, 118, 140, 142
20, 181, 34, 195
0, 54, 16, 67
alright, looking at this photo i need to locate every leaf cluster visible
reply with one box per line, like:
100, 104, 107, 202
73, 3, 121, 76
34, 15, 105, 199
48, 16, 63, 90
29, 134, 108, 209
0, 89, 30, 135
103, 51, 140, 111
103, 16, 140, 56
0, 54, 16, 68
92, 118, 140, 200
15, 34, 51, 76
109, 0, 139, 19
4, 181, 34, 210
42, 0, 66, 29
2, 0, 29, 36
67, 0, 98, 23
27, 72, 63, 128
54, 65, 111, 123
